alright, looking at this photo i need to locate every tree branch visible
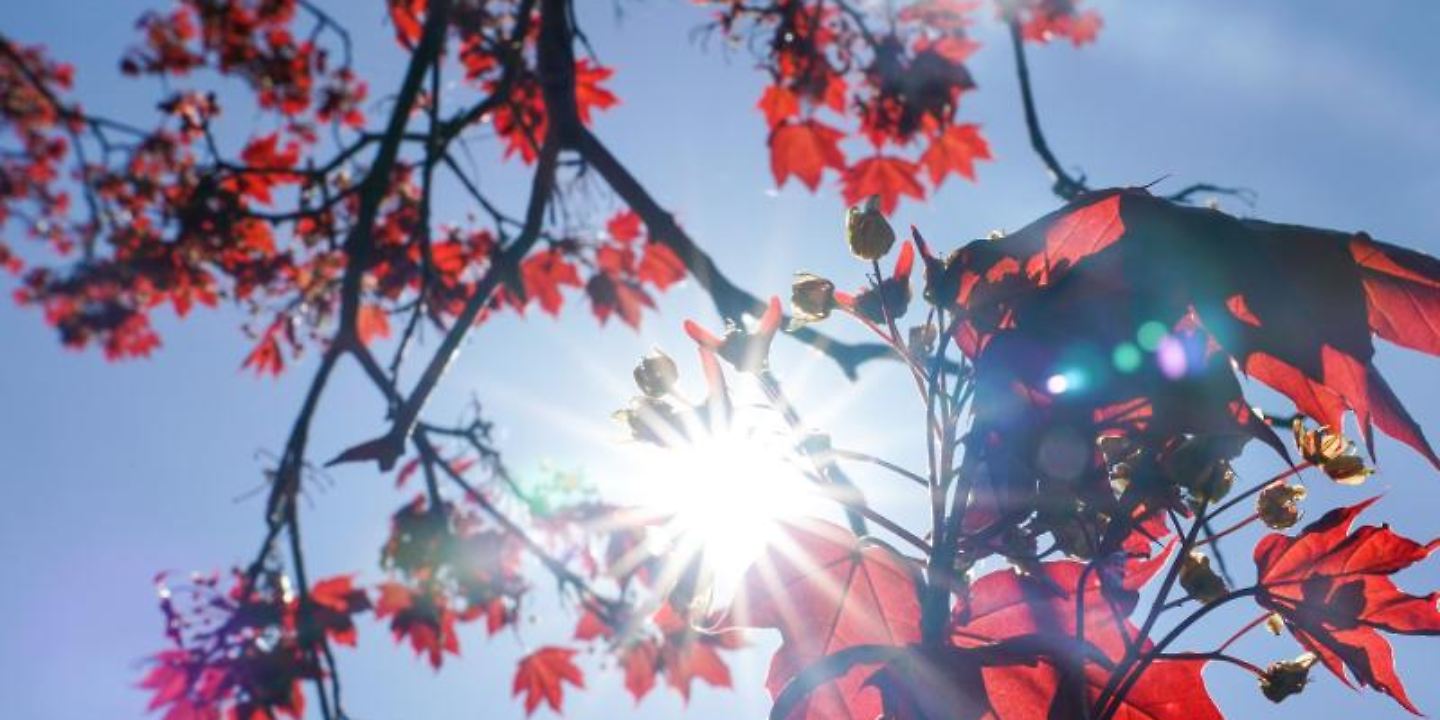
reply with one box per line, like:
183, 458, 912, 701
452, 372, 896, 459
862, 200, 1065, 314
1007, 19, 1088, 201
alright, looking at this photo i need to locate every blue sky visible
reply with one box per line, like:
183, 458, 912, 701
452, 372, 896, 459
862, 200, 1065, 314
3, 1, 1440, 718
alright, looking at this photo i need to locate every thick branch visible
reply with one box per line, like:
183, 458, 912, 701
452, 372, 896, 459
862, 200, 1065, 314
335, 0, 451, 340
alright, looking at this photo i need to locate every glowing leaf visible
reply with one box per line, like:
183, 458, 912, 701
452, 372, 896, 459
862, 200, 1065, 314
513, 646, 585, 716
843, 155, 925, 215
770, 120, 847, 191
731, 519, 921, 720
1255, 498, 1440, 714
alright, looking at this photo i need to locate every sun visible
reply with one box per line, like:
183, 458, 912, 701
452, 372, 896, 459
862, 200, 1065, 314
630, 423, 821, 603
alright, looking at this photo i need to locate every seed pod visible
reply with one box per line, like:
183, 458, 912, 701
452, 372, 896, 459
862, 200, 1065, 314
1259, 653, 1317, 703
1293, 421, 1374, 484
846, 194, 896, 261
633, 349, 679, 398
613, 396, 685, 446
790, 272, 836, 324
1178, 551, 1228, 604
1256, 482, 1307, 529
1047, 514, 1102, 560
908, 323, 937, 358
1264, 612, 1285, 635
1293, 420, 1348, 465
1322, 454, 1373, 485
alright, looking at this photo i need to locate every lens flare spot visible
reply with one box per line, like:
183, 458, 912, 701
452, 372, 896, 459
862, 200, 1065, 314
1157, 336, 1188, 379
1112, 342, 1142, 373
1137, 321, 1168, 352
1046, 373, 1070, 394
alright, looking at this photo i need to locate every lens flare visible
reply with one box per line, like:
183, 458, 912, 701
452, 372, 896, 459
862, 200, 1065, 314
631, 425, 820, 603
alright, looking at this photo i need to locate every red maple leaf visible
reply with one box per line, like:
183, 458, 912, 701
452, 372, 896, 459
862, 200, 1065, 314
387, 0, 426, 46
230, 133, 301, 205
521, 249, 583, 316
574, 59, 619, 124
356, 304, 391, 344
586, 272, 653, 329
950, 559, 1219, 720
770, 119, 847, 191
661, 636, 733, 701
308, 575, 372, 647
758, 84, 800, 128
651, 603, 739, 702
512, 646, 585, 716
1255, 498, 1440, 713
607, 210, 643, 243
920, 123, 991, 186
241, 319, 290, 377
638, 242, 686, 290
843, 154, 925, 214
573, 608, 612, 642
730, 519, 921, 720
374, 582, 461, 669
620, 640, 661, 702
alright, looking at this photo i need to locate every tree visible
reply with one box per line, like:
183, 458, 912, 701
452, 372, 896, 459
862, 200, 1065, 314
4, 1, 1440, 719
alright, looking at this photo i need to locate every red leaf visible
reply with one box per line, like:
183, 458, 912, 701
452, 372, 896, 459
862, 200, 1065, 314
919, 123, 991, 186
731, 519, 921, 719
573, 609, 612, 642
309, 575, 371, 647
241, 328, 285, 377
357, 304, 391, 344
233, 133, 301, 205
758, 84, 800, 128
586, 273, 653, 329
607, 210, 643, 243
388, 0, 426, 46
662, 638, 733, 702
574, 59, 618, 124
521, 249, 583, 316
1021, 192, 1125, 285
955, 561, 1220, 720
638, 242, 686, 291
513, 646, 585, 716
621, 640, 661, 702
1350, 234, 1440, 355
1255, 498, 1440, 713
770, 120, 847, 191
842, 155, 925, 215
395, 457, 421, 488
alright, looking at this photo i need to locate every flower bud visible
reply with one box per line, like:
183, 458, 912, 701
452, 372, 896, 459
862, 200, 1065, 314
790, 272, 836, 324
1256, 482, 1307, 529
633, 349, 679, 398
846, 194, 896, 261
1178, 551, 1228, 604
1259, 653, 1317, 703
